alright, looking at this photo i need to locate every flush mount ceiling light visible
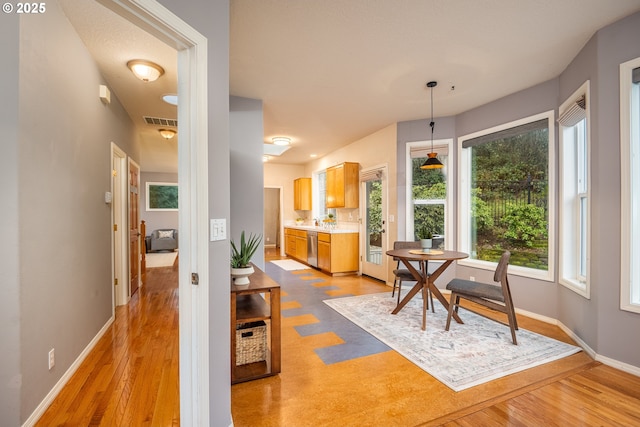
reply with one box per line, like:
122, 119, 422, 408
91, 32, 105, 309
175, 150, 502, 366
272, 137, 291, 146
421, 81, 444, 170
158, 129, 176, 139
127, 59, 164, 82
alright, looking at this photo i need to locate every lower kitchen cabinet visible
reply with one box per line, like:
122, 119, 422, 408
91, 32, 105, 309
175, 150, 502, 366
284, 228, 307, 262
318, 232, 358, 274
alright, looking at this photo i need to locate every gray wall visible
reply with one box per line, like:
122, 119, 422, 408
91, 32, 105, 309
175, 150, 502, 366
396, 11, 640, 369
0, 11, 21, 427
16, 1, 140, 420
140, 172, 179, 234
230, 96, 265, 269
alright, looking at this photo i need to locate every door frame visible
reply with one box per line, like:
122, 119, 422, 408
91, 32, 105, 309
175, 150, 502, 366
359, 164, 389, 281
100, 0, 210, 425
127, 158, 141, 296
111, 142, 129, 308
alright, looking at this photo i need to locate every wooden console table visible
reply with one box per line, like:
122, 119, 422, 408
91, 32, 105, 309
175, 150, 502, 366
230, 264, 281, 384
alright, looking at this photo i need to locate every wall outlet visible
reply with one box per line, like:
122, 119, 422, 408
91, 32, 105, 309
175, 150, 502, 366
470, 276, 476, 282
48, 348, 55, 370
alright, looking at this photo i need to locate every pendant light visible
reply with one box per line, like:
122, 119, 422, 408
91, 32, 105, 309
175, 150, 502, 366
421, 81, 444, 169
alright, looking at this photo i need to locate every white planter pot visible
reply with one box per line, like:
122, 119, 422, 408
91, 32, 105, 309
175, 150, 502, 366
231, 265, 254, 286
420, 239, 432, 252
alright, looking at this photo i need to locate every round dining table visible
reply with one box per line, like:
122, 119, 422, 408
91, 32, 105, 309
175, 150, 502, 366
385, 248, 468, 331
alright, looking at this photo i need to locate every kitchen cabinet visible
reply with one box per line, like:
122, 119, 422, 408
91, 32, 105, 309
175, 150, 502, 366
284, 228, 307, 262
231, 264, 281, 384
294, 177, 312, 211
317, 232, 359, 274
326, 162, 359, 209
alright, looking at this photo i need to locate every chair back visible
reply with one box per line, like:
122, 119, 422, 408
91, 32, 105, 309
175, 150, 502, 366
393, 241, 421, 260
493, 251, 511, 284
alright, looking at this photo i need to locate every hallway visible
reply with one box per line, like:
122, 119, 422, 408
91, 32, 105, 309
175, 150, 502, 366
35, 260, 179, 426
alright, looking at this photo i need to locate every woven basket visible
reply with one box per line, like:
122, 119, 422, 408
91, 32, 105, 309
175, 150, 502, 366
236, 321, 267, 365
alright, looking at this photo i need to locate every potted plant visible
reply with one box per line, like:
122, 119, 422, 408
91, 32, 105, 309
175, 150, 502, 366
230, 231, 262, 286
416, 224, 433, 251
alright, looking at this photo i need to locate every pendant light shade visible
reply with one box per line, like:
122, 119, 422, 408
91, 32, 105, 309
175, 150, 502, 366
421, 81, 444, 170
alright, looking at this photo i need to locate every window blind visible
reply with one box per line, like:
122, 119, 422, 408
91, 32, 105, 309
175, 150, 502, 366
558, 95, 586, 127
633, 67, 640, 84
461, 119, 548, 149
360, 168, 383, 182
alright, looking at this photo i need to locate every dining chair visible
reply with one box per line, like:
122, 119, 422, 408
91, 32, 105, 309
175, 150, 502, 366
444, 251, 518, 344
391, 241, 434, 311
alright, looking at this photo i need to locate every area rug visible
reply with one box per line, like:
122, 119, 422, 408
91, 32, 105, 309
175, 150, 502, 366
146, 251, 178, 268
270, 259, 310, 271
324, 292, 581, 391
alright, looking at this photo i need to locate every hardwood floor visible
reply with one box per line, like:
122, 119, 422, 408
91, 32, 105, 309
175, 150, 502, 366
36, 248, 640, 426
35, 260, 179, 427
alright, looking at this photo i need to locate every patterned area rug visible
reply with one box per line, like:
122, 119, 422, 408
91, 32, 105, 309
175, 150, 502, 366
324, 292, 581, 391
270, 259, 310, 271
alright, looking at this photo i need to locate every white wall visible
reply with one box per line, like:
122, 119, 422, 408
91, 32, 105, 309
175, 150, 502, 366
305, 124, 398, 282
264, 163, 306, 224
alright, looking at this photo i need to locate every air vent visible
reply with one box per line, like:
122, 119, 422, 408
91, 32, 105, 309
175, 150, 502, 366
143, 116, 178, 127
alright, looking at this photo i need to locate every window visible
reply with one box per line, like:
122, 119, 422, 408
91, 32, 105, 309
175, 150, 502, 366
313, 170, 335, 221
559, 82, 590, 297
458, 112, 555, 280
620, 59, 640, 313
406, 140, 452, 249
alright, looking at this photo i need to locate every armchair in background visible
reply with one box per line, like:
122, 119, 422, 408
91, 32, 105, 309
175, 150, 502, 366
147, 229, 178, 252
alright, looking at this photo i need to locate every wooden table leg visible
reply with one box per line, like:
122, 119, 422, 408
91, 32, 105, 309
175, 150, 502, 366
391, 259, 425, 315
427, 260, 463, 324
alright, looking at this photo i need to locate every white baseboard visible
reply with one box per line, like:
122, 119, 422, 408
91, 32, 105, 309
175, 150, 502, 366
22, 316, 115, 427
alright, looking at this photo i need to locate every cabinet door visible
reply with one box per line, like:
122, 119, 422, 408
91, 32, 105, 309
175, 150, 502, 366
294, 178, 312, 211
326, 163, 359, 209
318, 240, 331, 272
285, 235, 296, 257
295, 237, 308, 262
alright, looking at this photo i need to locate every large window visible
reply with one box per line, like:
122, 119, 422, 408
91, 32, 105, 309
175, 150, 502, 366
406, 141, 452, 249
313, 170, 335, 221
458, 112, 555, 280
620, 59, 640, 313
559, 82, 590, 297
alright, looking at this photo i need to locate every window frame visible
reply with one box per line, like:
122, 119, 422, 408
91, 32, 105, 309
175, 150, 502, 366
559, 81, 591, 298
620, 57, 640, 314
457, 111, 556, 280
405, 139, 454, 248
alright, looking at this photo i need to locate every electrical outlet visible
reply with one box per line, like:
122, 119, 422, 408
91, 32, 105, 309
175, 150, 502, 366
470, 276, 476, 282
48, 348, 55, 370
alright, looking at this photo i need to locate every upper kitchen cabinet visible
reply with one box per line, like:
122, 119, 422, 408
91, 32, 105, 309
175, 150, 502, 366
326, 162, 359, 209
294, 177, 312, 211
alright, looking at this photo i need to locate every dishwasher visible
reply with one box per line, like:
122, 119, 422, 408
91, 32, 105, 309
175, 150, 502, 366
306, 231, 318, 268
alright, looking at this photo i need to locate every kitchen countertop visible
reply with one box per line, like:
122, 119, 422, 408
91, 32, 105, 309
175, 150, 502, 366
285, 224, 358, 234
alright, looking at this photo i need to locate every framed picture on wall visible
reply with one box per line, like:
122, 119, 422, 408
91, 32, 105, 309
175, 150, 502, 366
146, 182, 178, 211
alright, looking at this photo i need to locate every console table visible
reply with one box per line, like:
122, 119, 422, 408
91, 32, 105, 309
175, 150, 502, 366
230, 264, 281, 384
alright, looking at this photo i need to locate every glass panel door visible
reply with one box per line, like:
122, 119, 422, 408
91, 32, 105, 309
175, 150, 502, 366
361, 168, 387, 281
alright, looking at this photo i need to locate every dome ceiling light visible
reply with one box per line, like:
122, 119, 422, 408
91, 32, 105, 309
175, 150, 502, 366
127, 59, 165, 82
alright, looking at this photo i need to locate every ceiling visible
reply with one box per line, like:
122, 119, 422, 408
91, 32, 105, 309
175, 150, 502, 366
60, 0, 640, 169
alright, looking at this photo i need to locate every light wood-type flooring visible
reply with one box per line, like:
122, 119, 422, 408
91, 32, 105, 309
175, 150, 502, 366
35, 248, 640, 426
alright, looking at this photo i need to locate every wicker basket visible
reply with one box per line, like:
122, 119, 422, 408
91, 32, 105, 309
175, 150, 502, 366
236, 321, 267, 365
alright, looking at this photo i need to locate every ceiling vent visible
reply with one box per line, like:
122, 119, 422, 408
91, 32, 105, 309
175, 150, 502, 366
143, 116, 178, 127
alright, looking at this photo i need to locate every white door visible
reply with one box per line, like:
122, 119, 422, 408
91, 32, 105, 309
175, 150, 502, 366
361, 166, 388, 281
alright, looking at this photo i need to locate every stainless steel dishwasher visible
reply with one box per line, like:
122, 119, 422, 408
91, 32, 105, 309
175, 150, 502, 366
306, 231, 318, 268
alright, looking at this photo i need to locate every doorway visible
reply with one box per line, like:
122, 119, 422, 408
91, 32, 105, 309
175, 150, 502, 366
360, 165, 388, 281
264, 186, 284, 256
111, 143, 129, 307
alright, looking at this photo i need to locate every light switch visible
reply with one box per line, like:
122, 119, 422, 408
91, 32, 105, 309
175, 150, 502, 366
210, 218, 226, 241
389, 214, 395, 223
